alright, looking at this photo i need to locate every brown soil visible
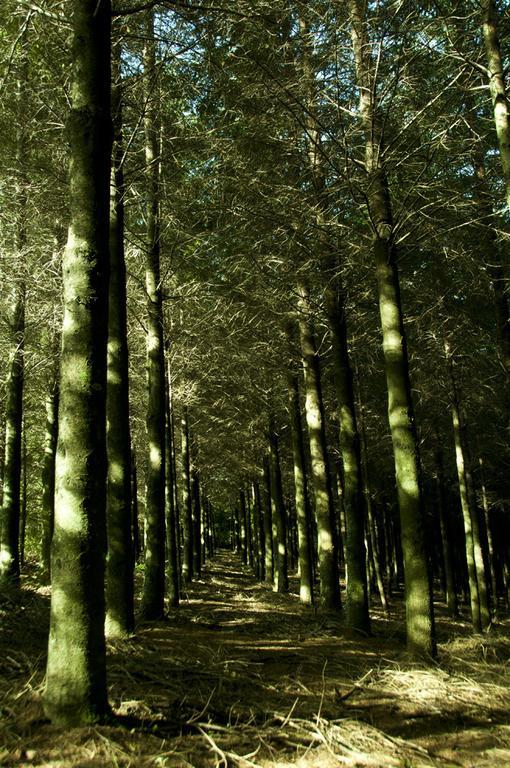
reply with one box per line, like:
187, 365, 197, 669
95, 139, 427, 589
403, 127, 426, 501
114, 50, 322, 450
1, 551, 509, 767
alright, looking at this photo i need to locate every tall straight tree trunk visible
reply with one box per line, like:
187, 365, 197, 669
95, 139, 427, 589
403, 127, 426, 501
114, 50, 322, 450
325, 280, 369, 631
20, 423, 27, 567
286, 348, 314, 604
297, 281, 341, 611
447, 347, 490, 632
0, 36, 27, 587
253, 481, 265, 580
479, 457, 498, 614
43, 0, 111, 726
165, 354, 179, 606
40, 351, 59, 585
435, 448, 458, 617
181, 408, 193, 583
348, 0, 435, 656
482, 0, 510, 216
262, 457, 274, 583
141, 11, 166, 619
239, 490, 248, 565
131, 452, 141, 563
191, 468, 202, 577
268, 418, 288, 593
105, 40, 134, 637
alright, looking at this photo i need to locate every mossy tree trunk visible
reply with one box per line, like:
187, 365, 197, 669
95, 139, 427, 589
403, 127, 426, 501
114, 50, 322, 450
297, 281, 341, 611
141, 11, 166, 619
43, 0, 111, 726
348, 0, 435, 656
105, 39, 134, 637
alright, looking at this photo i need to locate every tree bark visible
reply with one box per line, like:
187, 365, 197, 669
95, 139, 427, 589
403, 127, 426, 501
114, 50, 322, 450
105, 40, 134, 637
141, 11, 166, 619
325, 283, 369, 630
165, 354, 179, 607
482, 0, 510, 216
43, 0, 111, 726
297, 281, 341, 611
268, 418, 288, 593
40, 341, 59, 585
286, 348, 314, 604
348, 0, 435, 656
0, 34, 27, 588
181, 408, 193, 583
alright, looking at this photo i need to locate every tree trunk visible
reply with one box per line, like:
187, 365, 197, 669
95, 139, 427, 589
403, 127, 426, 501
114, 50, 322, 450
479, 457, 498, 614
348, 0, 435, 656
447, 348, 490, 632
262, 457, 274, 583
286, 352, 314, 604
191, 469, 202, 577
482, 0, 510, 216
297, 281, 341, 611
181, 408, 193, 583
40, 337, 59, 585
268, 418, 288, 593
141, 10, 166, 620
435, 448, 458, 617
0, 36, 27, 588
325, 282, 369, 630
43, 0, 111, 726
105, 40, 134, 637
165, 354, 179, 607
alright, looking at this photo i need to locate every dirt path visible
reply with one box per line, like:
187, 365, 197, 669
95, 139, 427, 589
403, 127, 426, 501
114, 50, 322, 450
1, 551, 510, 767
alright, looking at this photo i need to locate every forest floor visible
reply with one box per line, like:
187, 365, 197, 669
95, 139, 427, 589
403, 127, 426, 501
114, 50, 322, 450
1, 552, 510, 768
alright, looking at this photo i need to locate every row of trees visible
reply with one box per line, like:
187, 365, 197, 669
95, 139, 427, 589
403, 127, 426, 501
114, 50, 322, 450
0, 0, 509, 726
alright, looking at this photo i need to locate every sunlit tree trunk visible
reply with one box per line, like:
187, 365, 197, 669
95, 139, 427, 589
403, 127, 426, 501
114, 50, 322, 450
105, 40, 134, 637
348, 0, 434, 655
239, 489, 248, 565
268, 418, 288, 593
447, 347, 490, 632
43, 0, 111, 726
286, 345, 314, 604
141, 11, 166, 619
482, 0, 510, 216
298, 281, 340, 611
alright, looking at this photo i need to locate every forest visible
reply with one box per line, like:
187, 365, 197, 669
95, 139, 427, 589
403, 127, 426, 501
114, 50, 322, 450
1, 0, 510, 765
